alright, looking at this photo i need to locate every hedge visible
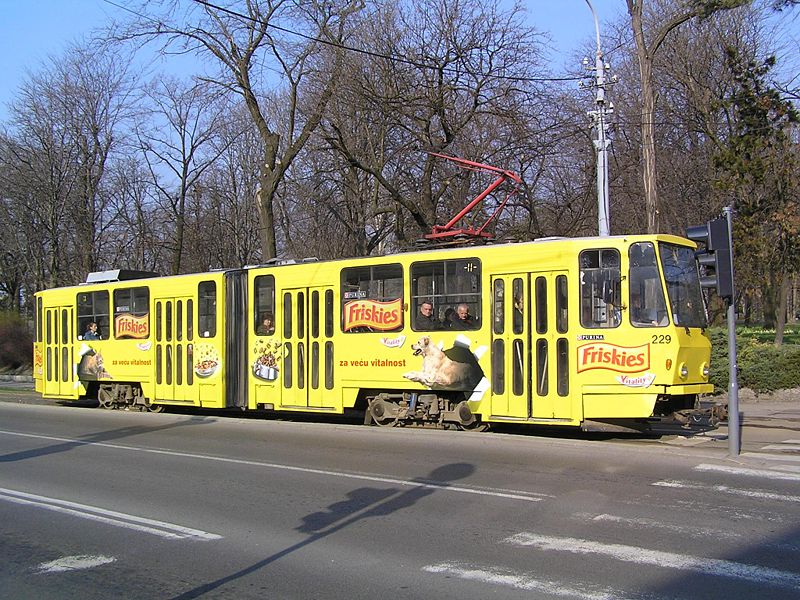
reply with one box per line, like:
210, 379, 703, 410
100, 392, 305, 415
708, 327, 800, 393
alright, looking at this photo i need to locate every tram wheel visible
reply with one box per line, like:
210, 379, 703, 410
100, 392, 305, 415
144, 402, 164, 413
368, 399, 399, 427
458, 421, 489, 432
98, 386, 114, 409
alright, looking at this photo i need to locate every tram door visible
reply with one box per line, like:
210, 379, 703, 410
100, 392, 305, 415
490, 273, 571, 420
43, 305, 74, 397
281, 287, 335, 408
154, 296, 195, 403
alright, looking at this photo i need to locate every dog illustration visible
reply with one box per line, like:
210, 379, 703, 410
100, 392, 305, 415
403, 336, 483, 391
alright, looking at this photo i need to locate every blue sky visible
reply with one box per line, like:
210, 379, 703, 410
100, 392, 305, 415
1, 1, 797, 122
0, 0, 626, 121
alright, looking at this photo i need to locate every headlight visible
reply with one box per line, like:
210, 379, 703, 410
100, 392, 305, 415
701, 364, 710, 378
679, 363, 689, 379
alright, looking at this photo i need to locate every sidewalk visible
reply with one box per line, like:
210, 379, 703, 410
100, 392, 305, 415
709, 388, 800, 420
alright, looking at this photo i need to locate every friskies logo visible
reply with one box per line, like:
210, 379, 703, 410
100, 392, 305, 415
577, 342, 650, 373
343, 298, 403, 331
115, 313, 149, 339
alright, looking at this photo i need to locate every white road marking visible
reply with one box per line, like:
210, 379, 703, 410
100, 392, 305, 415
585, 513, 741, 540
505, 533, 800, 590
0, 430, 546, 503
770, 465, 800, 473
422, 562, 621, 599
0, 487, 222, 540
578, 513, 800, 552
694, 463, 800, 481
36, 555, 116, 573
761, 444, 800, 452
652, 480, 800, 503
741, 452, 800, 463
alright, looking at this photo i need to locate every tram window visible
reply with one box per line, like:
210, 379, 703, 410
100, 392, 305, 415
187, 343, 194, 386
341, 264, 403, 333
629, 243, 668, 327
325, 290, 334, 338
283, 292, 293, 338
535, 277, 547, 334
311, 342, 319, 389
579, 249, 621, 329
114, 286, 150, 339
311, 291, 320, 338
557, 338, 569, 397
187, 299, 194, 341
411, 258, 481, 330
493, 279, 504, 335
283, 342, 293, 387
325, 341, 334, 389
198, 281, 216, 338
165, 301, 173, 342
512, 339, 524, 395
512, 278, 524, 335
176, 300, 183, 341
492, 338, 505, 394
536, 339, 549, 396
37, 297, 43, 342
77, 290, 109, 340
254, 275, 275, 336
556, 275, 568, 334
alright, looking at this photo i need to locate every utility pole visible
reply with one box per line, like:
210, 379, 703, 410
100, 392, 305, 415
583, 0, 614, 237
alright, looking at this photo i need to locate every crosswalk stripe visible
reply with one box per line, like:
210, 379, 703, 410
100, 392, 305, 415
505, 533, 800, 590
653, 479, 800, 503
695, 463, 800, 481
741, 452, 800, 463
423, 562, 622, 599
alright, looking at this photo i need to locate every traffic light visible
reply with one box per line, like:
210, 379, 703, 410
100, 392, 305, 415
686, 216, 734, 301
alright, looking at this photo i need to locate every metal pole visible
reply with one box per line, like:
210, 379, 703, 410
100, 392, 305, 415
724, 206, 740, 456
584, 0, 611, 236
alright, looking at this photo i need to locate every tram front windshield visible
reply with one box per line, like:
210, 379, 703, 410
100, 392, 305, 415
658, 243, 707, 328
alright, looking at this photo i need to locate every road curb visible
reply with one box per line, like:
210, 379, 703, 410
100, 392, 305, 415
0, 374, 34, 383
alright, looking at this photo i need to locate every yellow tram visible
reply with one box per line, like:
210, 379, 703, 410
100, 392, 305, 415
34, 235, 719, 432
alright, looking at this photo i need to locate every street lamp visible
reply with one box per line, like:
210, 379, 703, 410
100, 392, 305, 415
584, 0, 613, 237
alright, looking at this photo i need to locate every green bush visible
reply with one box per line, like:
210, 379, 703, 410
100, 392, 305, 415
0, 311, 33, 371
709, 326, 800, 393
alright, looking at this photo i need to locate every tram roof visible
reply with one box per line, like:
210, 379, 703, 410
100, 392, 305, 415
40, 233, 693, 293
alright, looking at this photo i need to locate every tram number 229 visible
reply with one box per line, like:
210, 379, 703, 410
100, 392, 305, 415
651, 334, 672, 344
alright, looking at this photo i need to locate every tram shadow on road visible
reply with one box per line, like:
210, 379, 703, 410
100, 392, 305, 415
169, 462, 476, 600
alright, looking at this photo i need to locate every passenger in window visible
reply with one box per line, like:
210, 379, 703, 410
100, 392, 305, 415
83, 321, 100, 340
513, 297, 524, 331
449, 303, 476, 330
416, 301, 441, 330
257, 313, 275, 335
444, 307, 457, 326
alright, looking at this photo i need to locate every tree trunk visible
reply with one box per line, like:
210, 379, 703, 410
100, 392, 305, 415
628, 1, 660, 234
774, 274, 790, 346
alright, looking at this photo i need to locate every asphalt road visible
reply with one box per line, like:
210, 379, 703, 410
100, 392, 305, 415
0, 388, 798, 599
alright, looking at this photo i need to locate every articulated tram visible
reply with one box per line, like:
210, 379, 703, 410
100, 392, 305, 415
34, 235, 720, 433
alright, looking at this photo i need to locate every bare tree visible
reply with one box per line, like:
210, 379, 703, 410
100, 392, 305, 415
320, 0, 546, 246
0, 43, 133, 286
137, 77, 231, 274
625, 0, 747, 233
194, 107, 264, 269
119, 0, 363, 260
